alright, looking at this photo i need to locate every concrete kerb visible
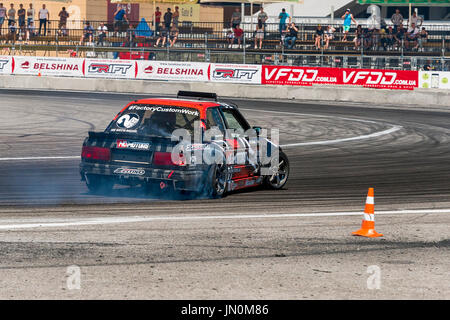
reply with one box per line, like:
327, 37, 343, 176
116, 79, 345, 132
0, 75, 449, 107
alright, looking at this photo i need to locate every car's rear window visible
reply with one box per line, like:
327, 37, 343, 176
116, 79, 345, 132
107, 104, 200, 137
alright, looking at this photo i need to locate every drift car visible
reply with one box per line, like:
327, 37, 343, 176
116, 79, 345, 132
79, 91, 289, 198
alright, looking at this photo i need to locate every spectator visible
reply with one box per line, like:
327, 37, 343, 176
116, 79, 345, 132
172, 6, 179, 28
79, 21, 94, 45
405, 22, 419, 50
164, 7, 172, 29
154, 26, 168, 47
257, 7, 268, 36
226, 29, 233, 48
314, 24, 324, 50
113, 5, 128, 33
278, 8, 290, 37
58, 7, 69, 35
38, 4, 49, 36
97, 22, 108, 46
26, 19, 36, 42
233, 23, 244, 48
8, 19, 15, 36
17, 4, 25, 31
254, 20, 264, 49
381, 26, 395, 51
27, 3, 33, 26
394, 24, 406, 49
363, 27, 373, 50
391, 8, 403, 33
417, 27, 428, 51
231, 7, 240, 29
154, 7, 161, 33
341, 8, 356, 41
284, 22, 298, 49
169, 25, 178, 47
323, 25, 335, 50
0, 3, 6, 35
353, 24, 363, 50
408, 10, 423, 28
7, 3, 15, 26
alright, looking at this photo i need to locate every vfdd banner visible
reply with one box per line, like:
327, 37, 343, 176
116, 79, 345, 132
262, 65, 418, 90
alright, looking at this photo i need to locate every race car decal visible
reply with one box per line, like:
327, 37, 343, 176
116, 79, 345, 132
113, 168, 146, 176
116, 140, 150, 150
116, 113, 140, 129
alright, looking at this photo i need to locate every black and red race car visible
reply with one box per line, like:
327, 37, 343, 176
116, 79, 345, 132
79, 91, 289, 198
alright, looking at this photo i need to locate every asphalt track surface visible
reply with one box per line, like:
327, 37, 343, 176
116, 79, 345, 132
0, 89, 448, 299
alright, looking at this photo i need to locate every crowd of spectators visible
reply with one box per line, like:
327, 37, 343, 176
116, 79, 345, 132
0, 4, 435, 53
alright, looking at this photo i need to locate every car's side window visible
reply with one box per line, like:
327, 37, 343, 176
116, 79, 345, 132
220, 108, 250, 131
206, 107, 226, 132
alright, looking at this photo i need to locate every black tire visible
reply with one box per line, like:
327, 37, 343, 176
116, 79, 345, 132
205, 163, 228, 199
85, 174, 114, 194
263, 150, 289, 190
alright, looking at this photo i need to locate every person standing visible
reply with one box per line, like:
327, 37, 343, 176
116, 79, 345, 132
7, 3, 15, 26
0, 3, 6, 35
172, 6, 179, 28
231, 7, 241, 29
341, 8, 356, 41
113, 5, 128, 32
154, 7, 161, 33
163, 7, 172, 29
408, 10, 423, 28
38, 4, 49, 36
391, 8, 403, 33
27, 3, 34, 26
58, 6, 69, 35
254, 20, 264, 49
257, 7, 268, 38
17, 4, 25, 31
278, 8, 290, 37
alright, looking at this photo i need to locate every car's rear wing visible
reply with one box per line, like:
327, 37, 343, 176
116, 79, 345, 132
177, 91, 218, 101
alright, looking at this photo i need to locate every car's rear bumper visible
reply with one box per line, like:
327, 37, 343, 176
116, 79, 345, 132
80, 162, 207, 192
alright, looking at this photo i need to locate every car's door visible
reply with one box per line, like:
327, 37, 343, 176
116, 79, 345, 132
218, 106, 256, 180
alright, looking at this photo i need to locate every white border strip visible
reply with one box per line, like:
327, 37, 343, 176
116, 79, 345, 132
0, 208, 448, 230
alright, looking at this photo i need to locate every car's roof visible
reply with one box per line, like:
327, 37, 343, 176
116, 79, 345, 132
129, 98, 222, 117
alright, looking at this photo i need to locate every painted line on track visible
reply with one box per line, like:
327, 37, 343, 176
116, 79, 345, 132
0, 208, 448, 230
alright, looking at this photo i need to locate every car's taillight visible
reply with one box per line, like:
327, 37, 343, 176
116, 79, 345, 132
81, 146, 111, 161
153, 151, 186, 166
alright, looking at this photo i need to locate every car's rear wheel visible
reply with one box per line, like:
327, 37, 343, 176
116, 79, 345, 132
264, 150, 289, 190
85, 174, 114, 194
206, 163, 228, 198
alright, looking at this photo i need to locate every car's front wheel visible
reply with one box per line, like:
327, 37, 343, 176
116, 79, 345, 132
263, 150, 289, 190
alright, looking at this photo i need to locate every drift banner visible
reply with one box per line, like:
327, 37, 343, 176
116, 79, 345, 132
136, 60, 209, 82
262, 66, 418, 90
84, 59, 137, 79
0, 56, 13, 74
209, 63, 261, 84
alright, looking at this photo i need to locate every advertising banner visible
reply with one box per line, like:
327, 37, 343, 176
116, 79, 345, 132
419, 71, 450, 89
209, 63, 261, 84
12, 56, 84, 77
84, 58, 137, 79
136, 60, 209, 82
262, 66, 418, 90
0, 56, 13, 75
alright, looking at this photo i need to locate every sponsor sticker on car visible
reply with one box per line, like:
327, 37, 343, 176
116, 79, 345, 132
113, 168, 146, 176
116, 140, 150, 150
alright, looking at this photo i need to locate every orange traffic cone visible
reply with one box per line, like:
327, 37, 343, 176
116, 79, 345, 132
352, 188, 383, 238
